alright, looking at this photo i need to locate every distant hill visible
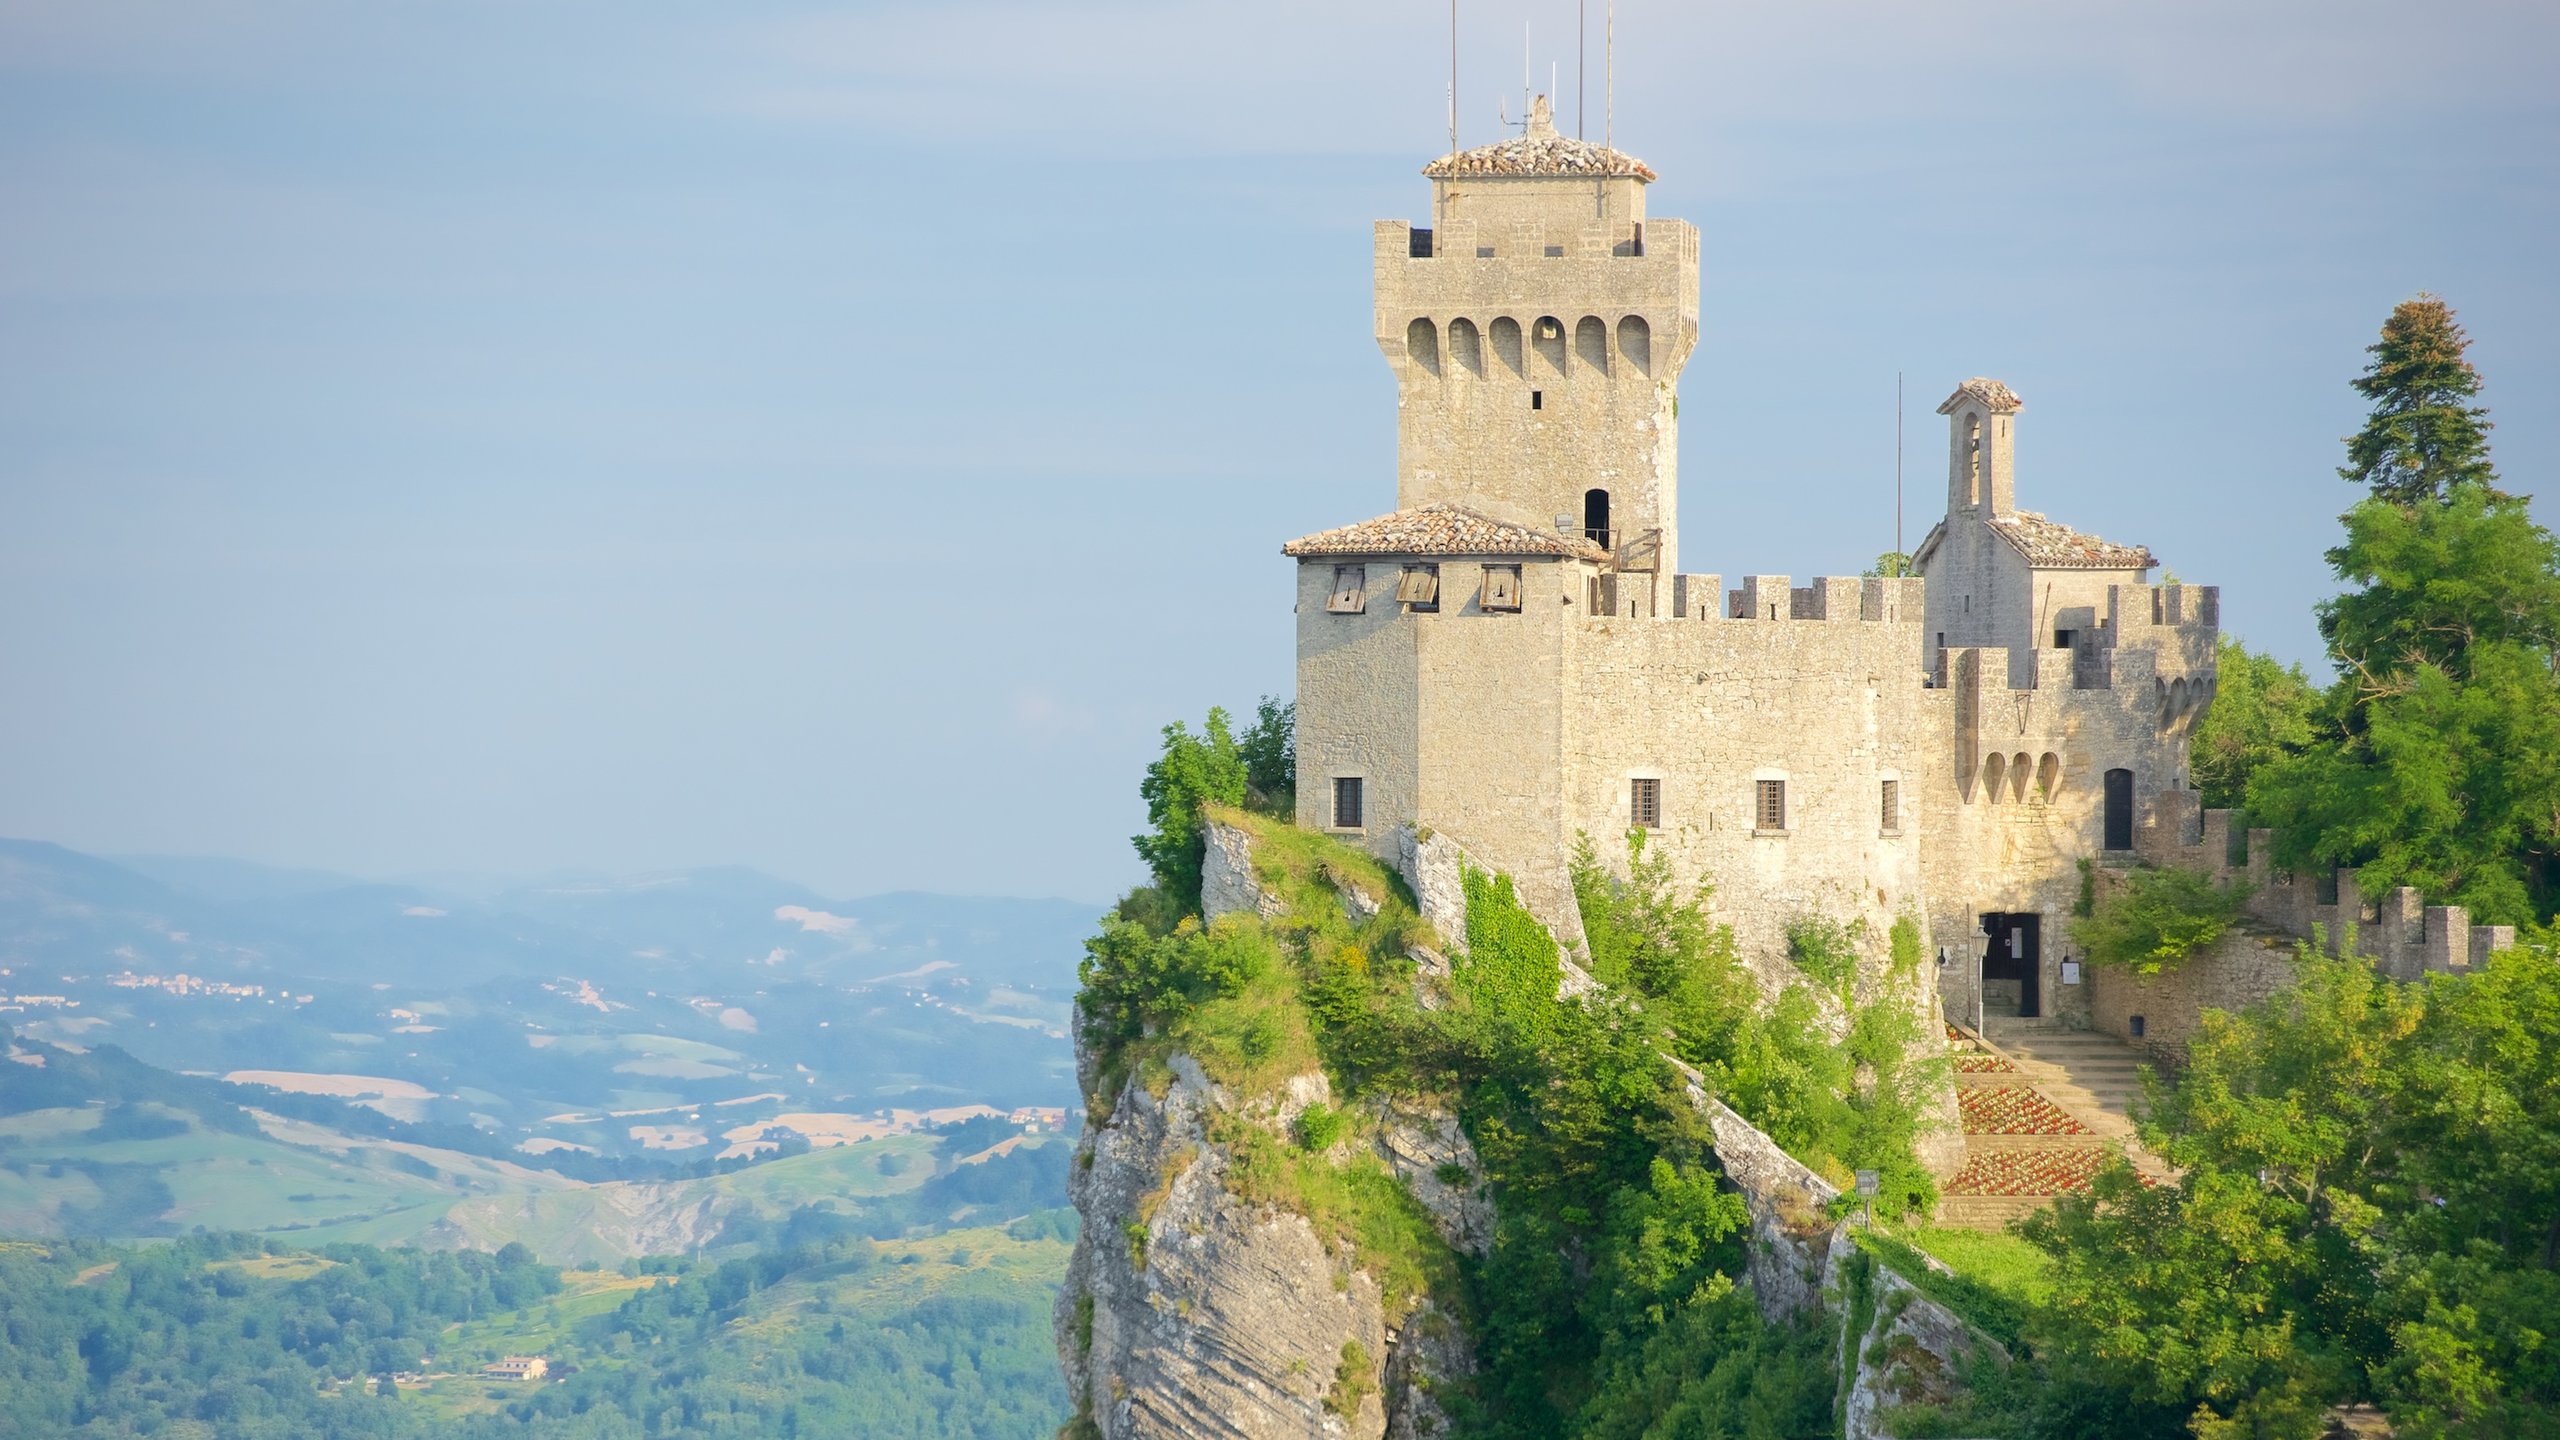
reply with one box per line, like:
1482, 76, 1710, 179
1, 1025, 1069, 1264
1, 838, 1094, 1182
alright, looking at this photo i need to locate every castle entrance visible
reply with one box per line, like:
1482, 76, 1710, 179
1980, 913, 2041, 1019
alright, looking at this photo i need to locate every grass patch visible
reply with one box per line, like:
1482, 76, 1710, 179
1856, 1226, 2051, 1353
1210, 1112, 1462, 1320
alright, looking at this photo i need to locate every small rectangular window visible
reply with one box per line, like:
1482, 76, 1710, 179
1880, 779, 1899, 831
2054, 629, 2075, 650
1530, 390, 1543, 410
1756, 779, 1787, 831
1543, 244, 1564, 258
1326, 565, 1367, 614
1395, 563, 1440, 609
1475, 245, 1495, 258
1630, 778, 1661, 830
1409, 228, 1434, 258
1333, 776, 1364, 831
1480, 565, 1522, 612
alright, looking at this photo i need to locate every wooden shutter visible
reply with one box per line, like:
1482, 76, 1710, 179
1396, 565, 1440, 605
1480, 565, 1521, 611
1327, 565, 1367, 614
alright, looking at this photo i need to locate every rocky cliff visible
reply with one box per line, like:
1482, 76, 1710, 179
1061, 814, 2001, 1439
1054, 1039, 1476, 1440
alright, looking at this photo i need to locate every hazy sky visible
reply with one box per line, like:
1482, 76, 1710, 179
3, 1, 2554, 904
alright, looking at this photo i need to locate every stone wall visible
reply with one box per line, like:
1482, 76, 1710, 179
1373, 200, 1699, 573
2137, 792, 2518, 980
2086, 924, 2300, 1062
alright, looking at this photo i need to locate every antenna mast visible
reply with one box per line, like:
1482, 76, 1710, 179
1578, 0, 1586, 137
1896, 372, 1905, 570
1448, 0, 1458, 160
1605, 0, 1614, 154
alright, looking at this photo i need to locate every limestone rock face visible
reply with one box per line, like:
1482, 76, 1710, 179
1057, 1053, 1465, 1439
1840, 1262, 2007, 1440
1698, 1094, 1841, 1323
1203, 821, 1290, 925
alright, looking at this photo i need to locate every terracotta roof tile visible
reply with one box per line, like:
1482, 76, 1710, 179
1936, 378, 2024, 415
1988, 510, 2155, 570
1421, 99, 1654, 182
1283, 503, 1606, 561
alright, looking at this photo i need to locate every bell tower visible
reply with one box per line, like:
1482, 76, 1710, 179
1372, 97, 1700, 575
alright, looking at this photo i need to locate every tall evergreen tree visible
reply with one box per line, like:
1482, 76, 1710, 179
2251, 297, 2560, 922
2340, 294, 2501, 504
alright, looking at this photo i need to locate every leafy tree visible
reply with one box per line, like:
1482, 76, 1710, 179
1131, 708, 1249, 910
2024, 948, 2560, 1435
2247, 297, 2560, 923
2187, 635, 2317, 810
1237, 695, 1296, 817
2319, 482, 2560, 689
2069, 867, 2252, 974
2340, 294, 2500, 504
1866, 551, 1912, 578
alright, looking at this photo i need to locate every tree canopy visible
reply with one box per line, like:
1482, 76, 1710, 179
2340, 293, 2500, 505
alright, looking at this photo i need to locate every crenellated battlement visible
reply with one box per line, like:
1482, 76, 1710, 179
2138, 791, 2517, 978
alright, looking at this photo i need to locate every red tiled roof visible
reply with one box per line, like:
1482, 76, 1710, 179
1283, 503, 1606, 560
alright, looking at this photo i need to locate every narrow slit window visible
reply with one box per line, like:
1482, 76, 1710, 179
1630, 778, 1661, 830
1480, 565, 1522, 612
1326, 565, 1367, 614
1333, 776, 1364, 831
1395, 563, 1440, 609
1756, 779, 1787, 831
1880, 779, 1899, 831
1530, 390, 1544, 410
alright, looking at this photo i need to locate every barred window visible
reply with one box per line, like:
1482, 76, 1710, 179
1880, 779, 1899, 831
1327, 565, 1367, 614
1333, 777, 1365, 831
1756, 779, 1787, 831
1396, 564, 1441, 609
1630, 778, 1661, 829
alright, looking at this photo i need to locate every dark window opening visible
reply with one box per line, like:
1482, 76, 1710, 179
2054, 628, 2076, 650
1333, 777, 1364, 831
1543, 244, 1564, 258
1755, 779, 1787, 831
2129, 1014, 2147, 1039
1583, 488, 1612, 550
2103, 767, 2134, 850
1409, 228, 1434, 258
1630, 778, 1661, 829
1476, 245, 1495, 258
1531, 390, 1544, 411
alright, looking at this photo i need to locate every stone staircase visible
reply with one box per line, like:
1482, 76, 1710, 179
1937, 1018, 2168, 1231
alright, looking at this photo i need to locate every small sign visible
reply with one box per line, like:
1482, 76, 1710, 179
1853, 1169, 1880, 1196
2060, 960, 2083, 986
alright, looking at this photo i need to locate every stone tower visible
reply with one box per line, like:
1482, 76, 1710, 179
1371, 97, 1700, 577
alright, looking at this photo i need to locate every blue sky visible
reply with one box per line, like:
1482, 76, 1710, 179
2, 0, 2553, 903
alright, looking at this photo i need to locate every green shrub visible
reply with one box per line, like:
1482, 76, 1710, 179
2071, 867, 2253, 974
1295, 1103, 1345, 1152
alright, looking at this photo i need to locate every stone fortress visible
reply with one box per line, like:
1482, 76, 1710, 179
1281, 96, 2223, 1027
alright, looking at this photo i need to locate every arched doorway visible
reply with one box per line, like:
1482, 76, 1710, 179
1583, 488, 1612, 550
